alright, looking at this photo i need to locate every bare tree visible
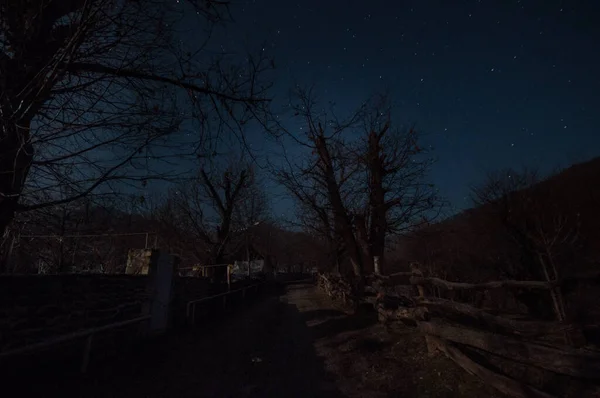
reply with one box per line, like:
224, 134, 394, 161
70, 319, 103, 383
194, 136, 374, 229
156, 160, 266, 279
233, 170, 269, 231
471, 168, 581, 334
353, 95, 441, 275
275, 87, 439, 296
277, 161, 344, 274
3, 193, 153, 273
297, 200, 345, 274
0, 0, 273, 262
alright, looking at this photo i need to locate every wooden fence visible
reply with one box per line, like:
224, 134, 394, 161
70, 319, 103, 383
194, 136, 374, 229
317, 267, 600, 398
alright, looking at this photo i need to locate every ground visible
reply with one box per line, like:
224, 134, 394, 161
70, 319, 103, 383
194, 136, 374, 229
10, 282, 505, 397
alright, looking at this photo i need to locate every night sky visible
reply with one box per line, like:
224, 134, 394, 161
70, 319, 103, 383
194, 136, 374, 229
188, 0, 600, 219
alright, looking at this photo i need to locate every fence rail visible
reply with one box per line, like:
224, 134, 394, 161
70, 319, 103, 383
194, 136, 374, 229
317, 268, 600, 398
185, 282, 264, 325
0, 315, 151, 373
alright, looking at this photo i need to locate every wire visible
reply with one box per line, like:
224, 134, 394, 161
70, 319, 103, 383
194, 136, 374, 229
19, 232, 156, 239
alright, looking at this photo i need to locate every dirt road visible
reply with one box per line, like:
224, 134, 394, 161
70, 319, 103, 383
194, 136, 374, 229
12, 282, 502, 397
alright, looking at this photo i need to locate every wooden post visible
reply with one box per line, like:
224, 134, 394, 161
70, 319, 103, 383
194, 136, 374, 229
227, 264, 232, 291
374, 256, 381, 275
411, 262, 437, 356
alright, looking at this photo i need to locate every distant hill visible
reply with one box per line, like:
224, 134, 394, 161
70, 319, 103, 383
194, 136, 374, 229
390, 156, 600, 279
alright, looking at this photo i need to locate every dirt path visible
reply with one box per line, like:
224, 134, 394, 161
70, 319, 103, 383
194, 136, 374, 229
12, 283, 504, 397
285, 283, 505, 398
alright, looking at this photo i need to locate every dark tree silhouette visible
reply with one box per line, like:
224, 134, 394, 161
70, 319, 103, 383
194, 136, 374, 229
155, 160, 266, 279
275, 87, 439, 295
471, 168, 581, 328
0, 0, 273, 263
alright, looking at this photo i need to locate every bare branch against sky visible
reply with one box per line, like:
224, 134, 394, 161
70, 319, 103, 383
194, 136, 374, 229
0, 0, 274, 244
273, 86, 441, 283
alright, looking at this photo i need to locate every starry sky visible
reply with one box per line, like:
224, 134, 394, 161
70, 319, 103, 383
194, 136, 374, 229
185, 0, 600, 218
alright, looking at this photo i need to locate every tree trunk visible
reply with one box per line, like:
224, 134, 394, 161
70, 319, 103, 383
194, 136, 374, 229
354, 214, 374, 273
0, 119, 34, 271
367, 130, 387, 275
213, 249, 227, 283
350, 257, 366, 309
313, 135, 364, 274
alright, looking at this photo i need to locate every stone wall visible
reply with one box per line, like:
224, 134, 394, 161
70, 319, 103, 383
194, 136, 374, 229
0, 275, 149, 352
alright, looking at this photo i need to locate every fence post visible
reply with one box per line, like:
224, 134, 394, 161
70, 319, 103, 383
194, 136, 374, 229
410, 262, 438, 356
374, 256, 381, 275
227, 265, 232, 291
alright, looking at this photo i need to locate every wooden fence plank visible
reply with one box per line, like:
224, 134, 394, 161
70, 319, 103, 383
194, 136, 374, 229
416, 296, 576, 338
317, 270, 600, 398
433, 337, 557, 398
418, 320, 600, 379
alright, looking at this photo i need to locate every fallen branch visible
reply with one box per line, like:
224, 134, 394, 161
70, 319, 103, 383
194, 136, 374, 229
416, 296, 577, 339
411, 276, 552, 291
410, 272, 600, 292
